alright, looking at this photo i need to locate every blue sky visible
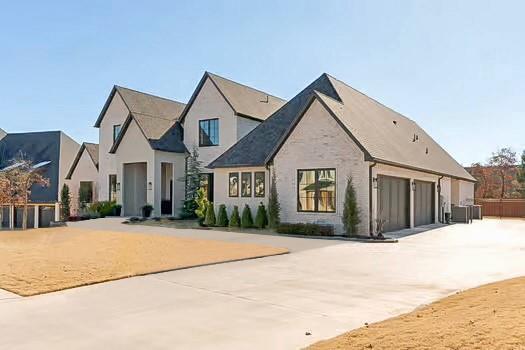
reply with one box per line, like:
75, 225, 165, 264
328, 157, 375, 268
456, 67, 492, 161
1, 1, 523, 165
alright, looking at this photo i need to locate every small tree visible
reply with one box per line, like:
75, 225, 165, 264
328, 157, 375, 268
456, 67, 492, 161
488, 148, 517, 199
517, 150, 525, 198
342, 176, 360, 236
229, 205, 241, 227
267, 172, 281, 228
241, 204, 254, 228
216, 204, 229, 227
254, 202, 268, 229
204, 202, 216, 226
60, 184, 71, 221
180, 146, 203, 218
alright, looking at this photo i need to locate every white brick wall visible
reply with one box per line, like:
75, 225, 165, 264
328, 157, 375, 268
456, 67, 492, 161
272, 99, 369, 235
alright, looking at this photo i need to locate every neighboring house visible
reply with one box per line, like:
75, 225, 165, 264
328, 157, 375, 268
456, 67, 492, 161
0, 128, 6, 141
65, 142, 99, 215
94, 85, 187, 217
0, 131, 79, 228
208, 73, 475, 234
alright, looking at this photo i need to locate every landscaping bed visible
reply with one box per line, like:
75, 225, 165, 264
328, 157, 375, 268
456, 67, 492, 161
0, 227, 288, 296
308, 277, 525, 349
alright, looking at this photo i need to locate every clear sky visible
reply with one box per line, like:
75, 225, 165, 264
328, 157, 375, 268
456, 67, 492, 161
1, 1, 523, 165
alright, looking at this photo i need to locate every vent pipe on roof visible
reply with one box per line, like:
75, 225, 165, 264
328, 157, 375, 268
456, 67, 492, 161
260, 95, 269, 103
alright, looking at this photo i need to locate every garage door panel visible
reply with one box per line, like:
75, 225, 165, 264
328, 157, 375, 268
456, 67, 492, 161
378, 176, 409, 233
415, 180, 434, 227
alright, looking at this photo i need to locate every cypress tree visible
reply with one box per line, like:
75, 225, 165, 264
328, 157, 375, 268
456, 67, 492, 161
229, 205, 241, 227
241, 204, 254, 228
267, 173, 281, 228
342, 176, 360, 236
254, 202, 268, 229
60, 184, 71, 221
204, 202, 216, 227
216, 204, 229, 227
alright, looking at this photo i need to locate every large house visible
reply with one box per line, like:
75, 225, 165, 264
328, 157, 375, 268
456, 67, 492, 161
67, 72, 475, 235
0, 131, 79, 228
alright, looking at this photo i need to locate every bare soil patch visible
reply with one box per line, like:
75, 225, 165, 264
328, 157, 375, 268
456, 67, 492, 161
0, 227, 287, 296
308, 277, 525, 350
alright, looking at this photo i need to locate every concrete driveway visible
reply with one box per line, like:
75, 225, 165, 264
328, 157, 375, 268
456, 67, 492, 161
1, 218, 524, 349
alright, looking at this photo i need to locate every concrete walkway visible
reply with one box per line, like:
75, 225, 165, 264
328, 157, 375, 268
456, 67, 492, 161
1, 219, 524, 349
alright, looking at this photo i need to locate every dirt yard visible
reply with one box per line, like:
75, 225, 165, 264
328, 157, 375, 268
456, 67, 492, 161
308, 277, 525, 349
0, 227, 288, 296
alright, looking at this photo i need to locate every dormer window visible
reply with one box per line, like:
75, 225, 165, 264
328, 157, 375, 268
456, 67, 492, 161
199, 118, 219, 146
113, 124, 122, 142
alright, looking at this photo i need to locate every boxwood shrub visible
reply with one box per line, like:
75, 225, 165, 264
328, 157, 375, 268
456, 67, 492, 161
275, 223, 334, 236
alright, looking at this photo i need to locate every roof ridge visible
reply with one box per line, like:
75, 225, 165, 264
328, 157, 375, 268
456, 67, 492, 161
206, 71, 287, 102
130, 111, 178, 121
115, 85, 185, 106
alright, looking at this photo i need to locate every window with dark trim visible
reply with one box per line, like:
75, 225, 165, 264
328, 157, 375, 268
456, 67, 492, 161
199, 119, 219, 146
109, 174, 117, 202
297, 169, 336, 213
79, 181, 94, 204
241, 172, 252, 197
229, 172, 239, 197
254, 172, 265, 197
113, 125, 122, 142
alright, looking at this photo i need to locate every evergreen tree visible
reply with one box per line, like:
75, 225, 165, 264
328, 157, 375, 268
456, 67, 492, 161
342, 176, 360, 236
229, 205, 241, 227
203, 202, 216, 226
518, 150, 525, 198
216, 204, 229, 227
60, 184, 71, 221
241, 204, 254, 228
267, 172, 281, 228
254, 202, 268, 229
180, 146, 203, 218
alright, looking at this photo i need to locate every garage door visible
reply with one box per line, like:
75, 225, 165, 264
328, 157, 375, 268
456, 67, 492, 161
378, 176, 410, 232
414, 180, 434, 226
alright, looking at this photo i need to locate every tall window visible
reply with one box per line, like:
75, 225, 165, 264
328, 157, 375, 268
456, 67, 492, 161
79, 181, 94, 205
254, 172, 265, 197
229, 172, 239, 197
113, 125, 122, 142
109, 174, 117, 202
241, 172, 252, 197
297, 169, 336, 212
199, 119, 219, 146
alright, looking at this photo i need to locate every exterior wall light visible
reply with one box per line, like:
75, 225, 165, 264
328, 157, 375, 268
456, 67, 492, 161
411, 180, 416, 191
148, 182, 153, 190
372, 177, 378, 189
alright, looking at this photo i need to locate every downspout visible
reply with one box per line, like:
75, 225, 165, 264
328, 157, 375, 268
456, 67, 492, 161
369, 161, 377, 236
437, 175, 443, 223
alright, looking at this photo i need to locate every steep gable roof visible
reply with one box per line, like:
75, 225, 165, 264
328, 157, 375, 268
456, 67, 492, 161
208, 74, 341, 168
65, 142, 99, 180
94, 85, 185, 127
179, 72, 286, 123
209, 73, 474, 182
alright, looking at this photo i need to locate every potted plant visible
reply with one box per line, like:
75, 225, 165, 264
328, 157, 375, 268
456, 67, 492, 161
141, 204, 153, 218
113, 204, 122, 216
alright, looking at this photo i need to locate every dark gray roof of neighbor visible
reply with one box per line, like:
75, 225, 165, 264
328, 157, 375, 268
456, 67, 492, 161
179, 72, 286, 123
0, 131, 61, 203
94, 85, 186, 127
208, 74, 341, 168
66, 142, 99, 180
209, 73, 475, 182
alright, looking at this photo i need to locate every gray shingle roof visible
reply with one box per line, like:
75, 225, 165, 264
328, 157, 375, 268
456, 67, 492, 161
209, 73, 474, 182
208, 74, 341, 168
179, 72, 286, 123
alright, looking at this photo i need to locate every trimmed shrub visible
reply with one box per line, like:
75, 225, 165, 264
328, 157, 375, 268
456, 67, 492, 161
254, 202, 268, 229
229, 205, 241, 227
241, 204, 254, 228
267, 173, 281, 228
342, 176, 360, 236
204, 202, 216, 227
195, 188, 209, 225
216, 204, 229, 227
276, 223, 334, 236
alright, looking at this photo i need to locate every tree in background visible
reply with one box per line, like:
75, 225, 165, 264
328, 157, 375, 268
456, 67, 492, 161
488, 147, 517, 199
60, 184, 71, 221
342, 176, 360, 236
517, 150, 525, 198
267, 173, 281, 228
180, 146, 203, 218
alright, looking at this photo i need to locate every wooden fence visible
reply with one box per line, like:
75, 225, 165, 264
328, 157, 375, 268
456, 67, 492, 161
475, 199, 525, 218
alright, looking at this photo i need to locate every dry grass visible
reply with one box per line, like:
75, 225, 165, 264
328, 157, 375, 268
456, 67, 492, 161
0, 227, 288, 296
308, 277, 525, 350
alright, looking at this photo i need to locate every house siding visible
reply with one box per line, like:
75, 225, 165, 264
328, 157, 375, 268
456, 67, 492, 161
272, 99, 369, 235
98, 92, 129, 201
59, 132, 81, 202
